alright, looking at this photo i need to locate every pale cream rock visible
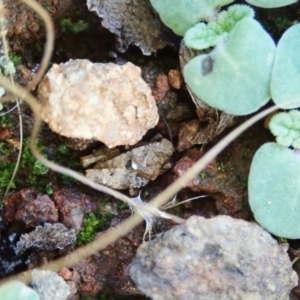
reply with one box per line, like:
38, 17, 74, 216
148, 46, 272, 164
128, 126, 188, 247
38, 59, 159, 148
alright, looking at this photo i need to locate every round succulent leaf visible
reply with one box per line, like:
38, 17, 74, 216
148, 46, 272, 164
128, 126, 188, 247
249, 142, 300, 239
0, 280, 39, 300
0, 86, 4, 97
271, 23, 300, 109
149, 0, 235, 36
245, 0, 297, 8
269, 110, 300, 148
183, 18, 276, 115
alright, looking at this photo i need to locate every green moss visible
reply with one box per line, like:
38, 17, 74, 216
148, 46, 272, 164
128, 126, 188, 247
217, 162, 225, 173
42, 4, 52, 12
240, 176, 248, 188
33, 43, 43, 56
0, 136, 50, 196
0, 168, 16, 189
76, 209, 113, 246
118, 199, 129, 210
59, 18, 88, 33
274, 18, 298, 32
55, 143, 80, 183
57, 143, 69, 154
199, 171, 207, 179
242, 151, 250, 162
0, 115, 13, 128
257, 11, 299, 40
55, 143, 80, 169
8, 53, 22, 66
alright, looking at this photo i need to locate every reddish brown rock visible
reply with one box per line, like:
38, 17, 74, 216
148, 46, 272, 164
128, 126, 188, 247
142, 62, 194, 124
73, 254, 104, 297
196, 108, 209, 121
168, 69, 182, 89
0, 128, 11, 138
4, 187, 58, 228
152, 74, 170, 101
173, 149, 250, 219
177, 119, 201, 151
59, 267, 73, 280
53, 187, 97, 233
17, 65, 32, 81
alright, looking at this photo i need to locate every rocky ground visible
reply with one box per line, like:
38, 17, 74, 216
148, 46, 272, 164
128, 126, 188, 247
1, 0, 300, 299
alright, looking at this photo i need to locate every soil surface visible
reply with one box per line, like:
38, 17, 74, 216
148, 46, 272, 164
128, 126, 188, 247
1, 0, 300, 299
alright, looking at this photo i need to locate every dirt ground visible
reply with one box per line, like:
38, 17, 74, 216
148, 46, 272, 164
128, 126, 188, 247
1, 0, 300, 299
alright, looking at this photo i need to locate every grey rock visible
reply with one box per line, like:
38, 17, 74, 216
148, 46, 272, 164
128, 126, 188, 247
128, 215, 297, 300
86, 139, 174, 189
32, 269, 70, 300
16, 223, 76, 253
86, 0, 173, 55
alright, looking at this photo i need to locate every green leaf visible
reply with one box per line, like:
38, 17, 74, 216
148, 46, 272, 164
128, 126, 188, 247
183, 18, 276, 115
269, 110, 300, 148
149, 0, 235, 36
0, 87, 5, 99
184, 4, 254, 50
249, 142, 300, 238
0, 281, 39, 300
271, 23, 300, 109
245, 0, 297, 8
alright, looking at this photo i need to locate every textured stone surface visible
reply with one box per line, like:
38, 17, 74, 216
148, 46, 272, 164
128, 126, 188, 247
173, 149, 251, 219
53, 187, 97, 233
86, 138, 174, 189
73, 215, 144, 297
128, 215, 297, 300
38, 59, 159, 148
4, 187, 58, 228
32, 269, 70, 300
177, 119, 201, 151
58, 267, 73, 280
168, 69, 183, 89
86, 0, 173, 55
16, 223, 76, 253
152, 74, 170, 101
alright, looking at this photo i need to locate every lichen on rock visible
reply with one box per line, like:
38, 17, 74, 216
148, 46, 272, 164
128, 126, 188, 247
86, 0, 173, 55
16, 223, 76, 253
38, 59, 159, 148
